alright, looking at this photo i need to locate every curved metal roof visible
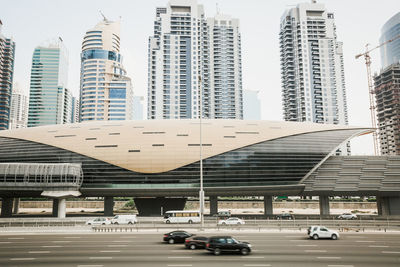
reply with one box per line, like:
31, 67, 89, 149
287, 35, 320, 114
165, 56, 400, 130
0, 120, 372, 174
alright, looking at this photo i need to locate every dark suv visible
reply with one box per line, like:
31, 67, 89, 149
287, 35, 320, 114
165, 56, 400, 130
206, 236, 252, 255
276, 213, 294, 220
163, 231, 193, 244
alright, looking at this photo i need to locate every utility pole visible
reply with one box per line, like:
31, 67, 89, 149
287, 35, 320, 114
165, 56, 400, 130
198, 75, 204, 229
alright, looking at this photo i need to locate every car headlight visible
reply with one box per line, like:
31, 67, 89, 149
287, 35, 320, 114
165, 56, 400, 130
247, 244, 252, 248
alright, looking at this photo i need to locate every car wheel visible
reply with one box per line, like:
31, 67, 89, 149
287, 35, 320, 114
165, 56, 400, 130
87, 223, 91, 225
241, 248, 249, 255
237, 222, 241, 225
313, 234, 319, 240
128, 221, 133, 225
222, 222, 226, 225
188, 220, 193, 224
189, 244, 196, 250
214, 248, 221, 255
331, 234, 338, 240
166, 220, 170, 224
114, 222, 119, 225
168, 238, 175, 244
102, 223, 105, 225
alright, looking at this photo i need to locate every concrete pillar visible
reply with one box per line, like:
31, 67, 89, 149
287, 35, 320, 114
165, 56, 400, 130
57, 199, 66, 219
104, 197, 114, 216
12, 198, 20, 214
52, 199, 59, 217
319, 196, 330, 216
209, 196, 218, 215
1, 198, 13, 217
264, 195, 273, 217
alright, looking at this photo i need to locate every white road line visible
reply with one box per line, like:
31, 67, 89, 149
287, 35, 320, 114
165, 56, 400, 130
89, 257, 113, 260
65, 237, 81, 239
29, 251, 50, 254
369, 245, 388, 248
289, 240, 305, 242
167, 265, 193, 267
242, 256, 265, 259
10, 258, 35, 261
107, 244, 128, 247
112, 240, 132, 243
285, 236, 302, 238
297, 244, 317, 247
8, 237, 24, 239
0, 242, 11, 244
52, 240, 71, 243
382, 251, 400, 254
244, 265, 271, 267
172, 250, 186, 252
77, 265, 104, 267
99, 251, 120, 253
317, 257, 341, 259
305, 250, 327, 253
41, 245, 63, 248
356, 240, 375, 243
120, 236, 136, 238
167, 256, 192, 259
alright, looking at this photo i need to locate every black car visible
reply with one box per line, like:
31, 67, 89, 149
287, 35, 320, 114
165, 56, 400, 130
163, 231, 193, 244
206, 236, 252, 255
276, 213, 294, 220
185, 236, 209, 249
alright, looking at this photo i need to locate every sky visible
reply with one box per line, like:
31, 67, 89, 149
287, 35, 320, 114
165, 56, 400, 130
1, 0, 399, 155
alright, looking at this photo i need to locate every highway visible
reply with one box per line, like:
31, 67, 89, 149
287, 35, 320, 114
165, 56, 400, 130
0, 231, 399, 266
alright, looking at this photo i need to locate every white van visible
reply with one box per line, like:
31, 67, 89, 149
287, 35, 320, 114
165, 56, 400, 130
111, 214, 137, 225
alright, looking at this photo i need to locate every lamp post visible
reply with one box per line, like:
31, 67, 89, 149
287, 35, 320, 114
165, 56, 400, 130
198, 75, 204, 229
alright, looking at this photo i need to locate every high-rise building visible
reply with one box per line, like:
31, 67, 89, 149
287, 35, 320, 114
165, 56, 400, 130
9, 82, 28, 129
207, 13, 243, 119
148, 0, 243, 120
28, 39, 72, 127
71, 96, 80, 123
148, 0, 208, 119
80, 17, 133, 122
0, 20, 15, 130
243, 90, 261, 120
280, 1, 348, 128
374, 64, 400, 155
380, 12, 400, 69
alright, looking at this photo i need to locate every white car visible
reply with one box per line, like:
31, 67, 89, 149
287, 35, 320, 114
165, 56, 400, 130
111, 214, 137, 225
218, 217, 245, 225
308, 226, 339, 240
338, 213, 357, 220
85, 217, 111, 226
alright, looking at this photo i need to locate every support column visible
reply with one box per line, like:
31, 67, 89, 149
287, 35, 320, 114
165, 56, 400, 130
13, 198, 20, 214
104, 197, 114, 216
52, 199, 59, 217
1, 198, 13, 217
264, 195, 273, 217
209, 196, 218, 215
319, 196, 330, 216
57, 199, 66, 219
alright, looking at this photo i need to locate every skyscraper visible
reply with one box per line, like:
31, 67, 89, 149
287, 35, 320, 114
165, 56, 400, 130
380, 12, 400, 69
148, 0, 207, 119
80, 17, 133, 122
28, 39, 72, 127
71, 96, 80, 123
9, 83, 28, 129
0, 20, 15, 130
148, 0, 243, 120
280, 1, 348, 128
207, 13, 243, 119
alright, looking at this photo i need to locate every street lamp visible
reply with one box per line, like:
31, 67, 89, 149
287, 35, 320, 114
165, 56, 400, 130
198, 75, 204, 229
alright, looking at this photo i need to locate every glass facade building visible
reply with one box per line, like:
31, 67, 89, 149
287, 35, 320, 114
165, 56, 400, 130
80, 19, 133, 122
380, 12, 400, 69
27, 40, 72, 127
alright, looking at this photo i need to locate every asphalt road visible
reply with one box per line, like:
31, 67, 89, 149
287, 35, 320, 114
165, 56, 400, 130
0, 231, 399, 267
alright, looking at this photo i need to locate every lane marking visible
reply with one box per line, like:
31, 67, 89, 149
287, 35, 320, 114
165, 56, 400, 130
172, 250, 186, 252
356, 241, 375, 243
29, 251, 50, 254
107, 245, 128, 247
52, 241, 71, 243
0, 242, 11, 244
120, 236, 136, 238
167, 265, 193, 267
10, 258, 35, 260
89, 257, 113, 260
285, 236, 302, 238
369, 245, 388, 248
65, 237, 81, 239
99, 251, 121, 253
244, 265, 271, 267
297, 244, 317, 247
77, 265, 104, 267
242, 256, 265, 259
112, 240, 132, 243
289, 240, 305, 242
382, 251, 400, 254
8, 237, 24, 239
167, 256, 192, 259
305, 250, 327, 252
41, 245, 63, 248
318, 257, 341, 259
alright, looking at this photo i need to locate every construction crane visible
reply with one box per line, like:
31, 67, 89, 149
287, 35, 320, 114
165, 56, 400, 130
355, 34, 400, 156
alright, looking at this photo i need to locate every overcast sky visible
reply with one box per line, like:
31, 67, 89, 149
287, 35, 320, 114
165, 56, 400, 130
1, 0, 399, 155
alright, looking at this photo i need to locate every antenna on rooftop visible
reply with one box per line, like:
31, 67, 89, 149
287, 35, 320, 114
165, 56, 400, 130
99, 10, 109, 22
216, 3, 220, 14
